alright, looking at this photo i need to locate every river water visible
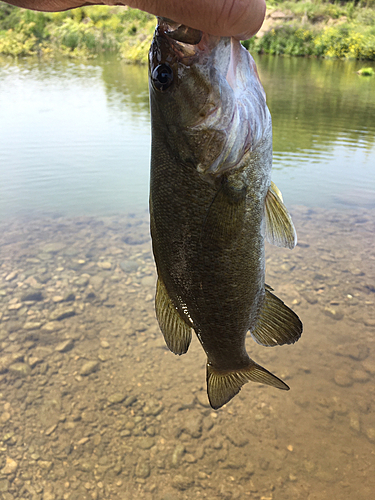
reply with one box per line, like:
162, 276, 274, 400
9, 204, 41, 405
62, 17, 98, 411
0, 54, 374, 500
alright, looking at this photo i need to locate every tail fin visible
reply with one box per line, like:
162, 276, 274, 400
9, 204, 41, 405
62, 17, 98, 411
206, 361, 289, 410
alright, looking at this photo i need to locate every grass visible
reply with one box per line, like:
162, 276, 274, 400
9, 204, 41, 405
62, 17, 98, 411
243, 1, 375, 60
0, 4, 155, 60
357, 66, 374, 75
0, 2, 375, 61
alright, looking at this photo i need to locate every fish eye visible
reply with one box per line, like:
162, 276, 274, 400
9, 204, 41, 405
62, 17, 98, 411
151, 63, 173, 91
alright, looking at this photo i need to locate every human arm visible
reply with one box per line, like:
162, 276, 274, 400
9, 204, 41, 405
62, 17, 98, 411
2, 0, 266, 39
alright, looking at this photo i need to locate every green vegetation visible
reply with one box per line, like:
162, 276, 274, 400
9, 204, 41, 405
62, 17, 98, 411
357, 66, 374, 75
0, 4, 154, 60
245, 0, 375, 60
0, 1, 375, 61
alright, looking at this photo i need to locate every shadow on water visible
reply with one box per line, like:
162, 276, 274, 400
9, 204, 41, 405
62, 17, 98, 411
0, 54, 375, 499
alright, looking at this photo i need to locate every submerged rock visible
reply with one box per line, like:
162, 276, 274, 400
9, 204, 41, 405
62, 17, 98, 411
333, 370, 352, 387
1, 457, 18, 475
21, 290, 44, 302
8, 363, 32, 377
80, 361, 99, 376
49, 308, 75, 321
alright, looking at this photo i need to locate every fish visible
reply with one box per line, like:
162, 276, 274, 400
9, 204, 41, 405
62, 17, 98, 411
148, 18, 303, 410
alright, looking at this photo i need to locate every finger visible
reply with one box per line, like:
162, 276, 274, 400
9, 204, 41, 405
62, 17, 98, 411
3, 0, 266, 39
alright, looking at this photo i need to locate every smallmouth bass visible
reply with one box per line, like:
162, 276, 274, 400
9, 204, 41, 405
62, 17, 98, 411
148, 18, 303, 409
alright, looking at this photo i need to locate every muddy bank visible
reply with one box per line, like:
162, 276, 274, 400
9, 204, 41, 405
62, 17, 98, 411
0, 206, 374, 500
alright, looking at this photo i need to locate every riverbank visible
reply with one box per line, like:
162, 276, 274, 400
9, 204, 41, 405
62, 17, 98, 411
0, 2, 375, 61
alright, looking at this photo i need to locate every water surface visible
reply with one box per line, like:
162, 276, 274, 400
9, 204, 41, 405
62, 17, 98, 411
0, 55, 374, 218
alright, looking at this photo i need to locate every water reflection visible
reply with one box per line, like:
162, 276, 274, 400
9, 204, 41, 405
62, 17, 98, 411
0, 55, 375, 219
100, 57, 150, 117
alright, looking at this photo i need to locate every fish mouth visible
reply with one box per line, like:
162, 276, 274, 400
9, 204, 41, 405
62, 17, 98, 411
155, 18, 217, 63
160, 18, 203, 45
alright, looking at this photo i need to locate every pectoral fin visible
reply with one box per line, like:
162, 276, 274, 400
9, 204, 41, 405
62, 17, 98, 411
202, 177, 246, 246
265, 181, 297, 249
207, 361, 289, 410
155, 278, 192, 355
251, 289, 303, 346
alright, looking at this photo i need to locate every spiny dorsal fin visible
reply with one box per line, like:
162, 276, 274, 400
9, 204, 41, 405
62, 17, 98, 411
206, 361, 289, 410
265, 181, 297, 249
155, 278, 192, 355
251, 289, 303, 346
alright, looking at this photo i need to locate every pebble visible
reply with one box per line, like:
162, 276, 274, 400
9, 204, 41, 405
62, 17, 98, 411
0, 479, 9, 492
226, 428, 249, 447
45, 425, 57, 436
172, 444, 185, 467
5, 271, 17, 282
137, 437, 155, 450
1, 457, 18, 475
365, 428, 375, 442
55, 339, 75, 353
52, 295, 64, 303
351, 370, 369, 383
8, 303, 22, 310
107, 393, 126, 405
349, 412, 361, 433
28, 356, 41, 367
8, 363, 32, 377
172, 474, 194, 490
120, 260, 139, 273
123, 395, 137, 407
90, 275, 104, 290
98, 261, 112, 270
49, 308, 76, 321
0, 412, 11, 424
41, 322, 62, 332
75, 276, 89, 287
21, 291, 44, 302
323, 307, 344, 320
23, 322, 42, 330
42, 242, 66, 253
80, 361, 99, 376
333, 370, 352, 387
182, 412, 202, 438
135, 460, 150, 479
141, 276, 155, 287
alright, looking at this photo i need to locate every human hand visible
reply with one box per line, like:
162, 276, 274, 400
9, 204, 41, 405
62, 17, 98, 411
2, 0, 266, 40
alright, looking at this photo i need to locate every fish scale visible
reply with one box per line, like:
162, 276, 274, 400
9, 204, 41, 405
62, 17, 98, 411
149, 18, 303, 409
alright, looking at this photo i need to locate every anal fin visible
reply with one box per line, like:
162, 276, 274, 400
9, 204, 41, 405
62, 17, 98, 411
207, 361, 289, 410
251, 289, 303, 346
155, 278, 192, 355
265, 181, 297, 249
